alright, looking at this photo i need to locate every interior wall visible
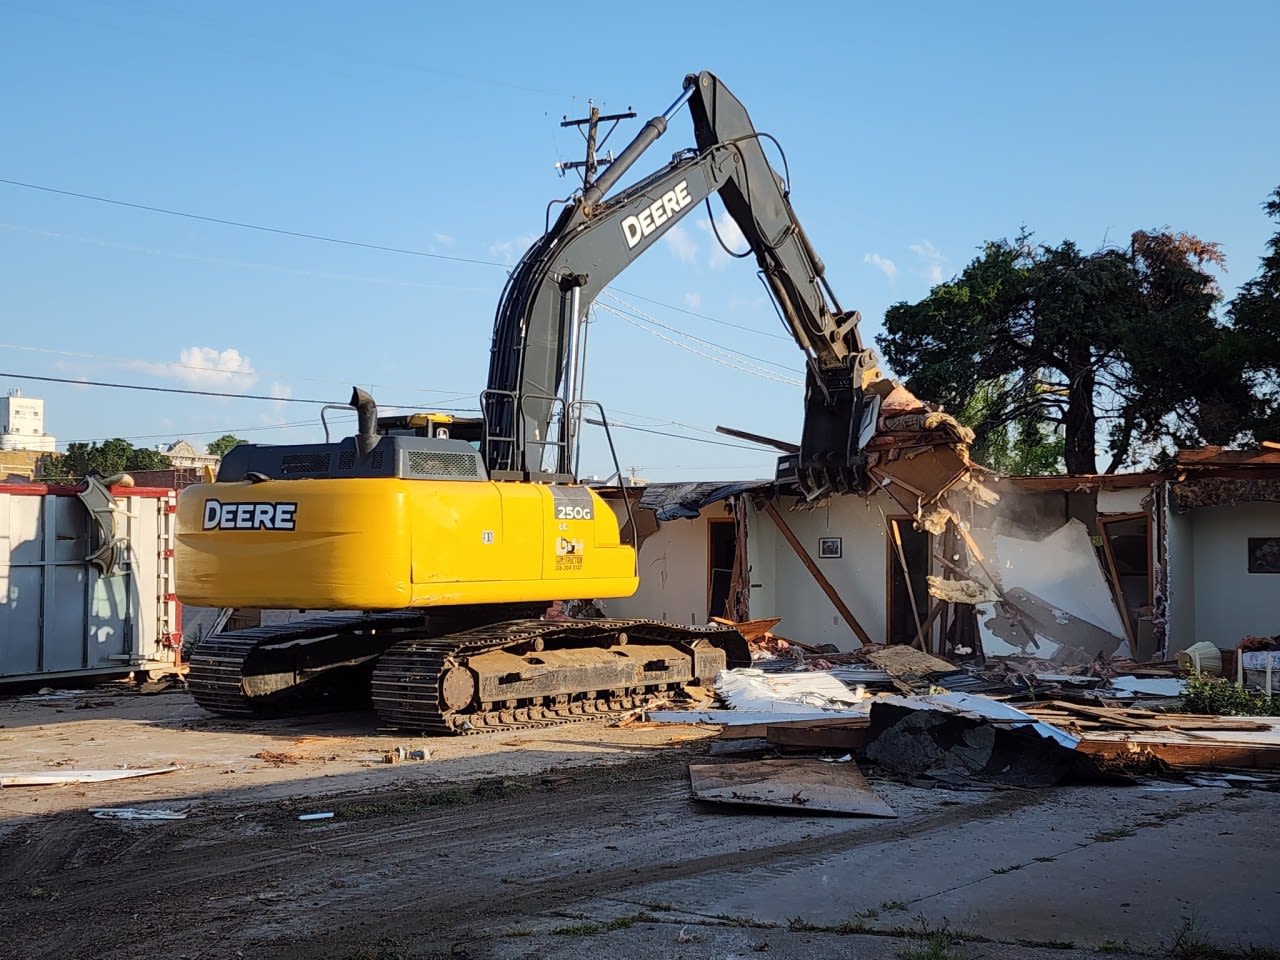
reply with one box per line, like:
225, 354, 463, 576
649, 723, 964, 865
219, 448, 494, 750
603, 503, 717, 625
747, 493, 894, 651
1189, 501, 1280, 649
1098, 488, 1149, 514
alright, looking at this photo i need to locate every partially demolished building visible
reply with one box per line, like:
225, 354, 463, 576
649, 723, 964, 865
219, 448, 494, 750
602, 443, 1280, 668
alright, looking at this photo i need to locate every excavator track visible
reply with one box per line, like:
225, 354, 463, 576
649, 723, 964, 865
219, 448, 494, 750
189, 613, 749, 732
188, 613, 425, 718
371, 618, 747, 734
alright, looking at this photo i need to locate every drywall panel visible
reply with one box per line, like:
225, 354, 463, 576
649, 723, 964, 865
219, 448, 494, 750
972, 519, 1127, 659
1098, 488, 1149, 515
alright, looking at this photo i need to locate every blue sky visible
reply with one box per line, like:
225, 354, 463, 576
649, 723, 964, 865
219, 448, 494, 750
2, 1, 1277, 482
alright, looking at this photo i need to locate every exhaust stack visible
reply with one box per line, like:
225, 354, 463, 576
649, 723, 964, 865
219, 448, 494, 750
350, 387, 379, 459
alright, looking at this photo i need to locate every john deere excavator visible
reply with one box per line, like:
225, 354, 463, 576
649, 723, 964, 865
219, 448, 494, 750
176, 70, 881, 733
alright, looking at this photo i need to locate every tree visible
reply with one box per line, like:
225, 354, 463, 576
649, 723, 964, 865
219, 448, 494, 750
1225, 187, 1280, 440
876, 228, 1242, 474
207, 434, 245, 457
44, 439, 172, 480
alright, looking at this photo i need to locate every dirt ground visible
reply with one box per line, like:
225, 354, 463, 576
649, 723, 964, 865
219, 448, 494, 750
2, 682, 1278, 960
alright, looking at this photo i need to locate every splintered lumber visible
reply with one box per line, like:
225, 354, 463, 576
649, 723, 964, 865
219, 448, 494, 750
1024, 701, 1273, 733
714, 716, 870, 743
710, 617, 782, 644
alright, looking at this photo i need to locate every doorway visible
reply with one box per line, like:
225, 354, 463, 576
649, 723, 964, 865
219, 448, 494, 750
707, 518, 736, 621
886, 517, 931, 646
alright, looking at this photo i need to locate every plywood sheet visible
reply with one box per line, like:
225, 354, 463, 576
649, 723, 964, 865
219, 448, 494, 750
688, 759, 896, 817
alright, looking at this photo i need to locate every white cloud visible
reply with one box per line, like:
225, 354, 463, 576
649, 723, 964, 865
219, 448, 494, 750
909, 239, 948, 285
664, 225, 698, 264
134, 347, 257, 388
432, 232, 455, 247
697, 212, 748, 270
488, 234, 539, 266
864, 252, 897, 282
683, 291, 702, 310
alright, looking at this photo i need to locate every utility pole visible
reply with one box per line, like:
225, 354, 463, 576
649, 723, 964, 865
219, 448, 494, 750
556, 101, 636, 192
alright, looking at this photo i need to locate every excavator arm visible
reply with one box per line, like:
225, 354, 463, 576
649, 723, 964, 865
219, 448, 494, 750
484, 71, 879, 497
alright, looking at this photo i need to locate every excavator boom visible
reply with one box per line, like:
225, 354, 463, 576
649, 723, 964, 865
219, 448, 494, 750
485, 71, 878, 497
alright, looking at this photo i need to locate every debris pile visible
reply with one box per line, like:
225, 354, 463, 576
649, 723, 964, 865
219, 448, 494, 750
650, 614, 1280, 815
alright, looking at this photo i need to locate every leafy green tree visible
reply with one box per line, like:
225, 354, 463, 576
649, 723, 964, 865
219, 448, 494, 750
877, 228, 1239, 474
44, 439, 171, 480
957, 376, 1065, 475
1224, 186, 1280, 440
207, 434, 245, 457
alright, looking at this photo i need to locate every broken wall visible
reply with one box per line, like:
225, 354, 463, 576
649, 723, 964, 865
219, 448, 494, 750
1163, 499, 1195, 654
603, 500, 722, 625
746, 493, 898, 650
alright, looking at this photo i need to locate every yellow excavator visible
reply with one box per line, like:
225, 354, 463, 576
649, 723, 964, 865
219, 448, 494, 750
176, 70, 881, 733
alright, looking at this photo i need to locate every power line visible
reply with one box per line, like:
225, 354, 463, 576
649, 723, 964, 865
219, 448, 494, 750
0, 371, 474, 411
0, 342, 481, 399
601, 291, 800, 373
592, 419, 765, 451
2, 177, 795, 345
0, 178, 507, 268
608, 286, 791, 342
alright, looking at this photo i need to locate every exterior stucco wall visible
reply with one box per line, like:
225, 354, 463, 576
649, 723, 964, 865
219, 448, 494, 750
1188, 501, 1280, 649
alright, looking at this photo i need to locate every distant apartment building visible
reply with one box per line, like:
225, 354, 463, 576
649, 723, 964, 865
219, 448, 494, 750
0, 389, 56, 452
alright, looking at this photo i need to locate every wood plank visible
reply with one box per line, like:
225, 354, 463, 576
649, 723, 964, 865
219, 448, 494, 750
1076, 737, 1280, 770
868, 645, 955, 677
767, 723, 869, 752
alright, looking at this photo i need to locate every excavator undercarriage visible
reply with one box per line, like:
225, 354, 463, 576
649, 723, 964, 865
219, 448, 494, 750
188, 608, 750, 733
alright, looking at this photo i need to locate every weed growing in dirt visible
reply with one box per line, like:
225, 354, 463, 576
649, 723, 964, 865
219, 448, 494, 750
880, 900, 910, 911
1097, 939, 1132, 953
24, 886, 59, 901
339, 937, 424, 960
1169, 916, 1280, 959
897, 934, 963, 960
551, 913, 656, 936
1091, 828, 1137, 842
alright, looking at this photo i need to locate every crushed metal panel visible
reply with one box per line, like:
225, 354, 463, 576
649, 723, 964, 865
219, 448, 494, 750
981, 587, 1126, 663
689, 759, 896, 817
973, 519, 1127, 661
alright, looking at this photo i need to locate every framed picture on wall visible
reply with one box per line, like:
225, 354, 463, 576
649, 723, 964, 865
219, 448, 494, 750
818, 536, 842, 559
1248, 537, 1280, 573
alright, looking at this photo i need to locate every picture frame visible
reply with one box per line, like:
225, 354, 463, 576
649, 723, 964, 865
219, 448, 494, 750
1248, 537, 1280, 574
818, 536, 842, 559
